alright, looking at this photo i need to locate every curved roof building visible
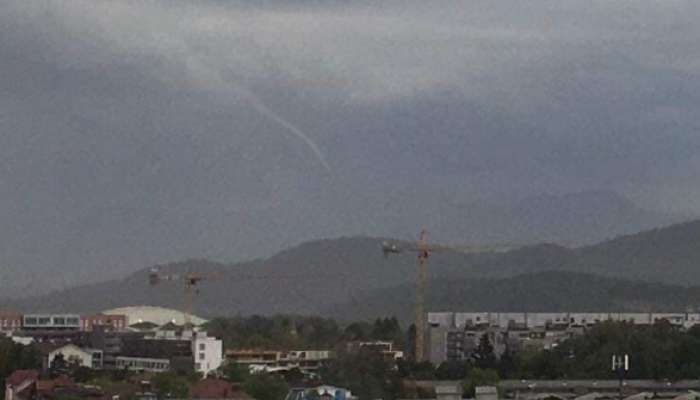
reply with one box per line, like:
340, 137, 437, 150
102, 306, 207, 327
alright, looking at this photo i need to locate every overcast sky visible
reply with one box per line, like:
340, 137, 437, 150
1, 0, 699, 295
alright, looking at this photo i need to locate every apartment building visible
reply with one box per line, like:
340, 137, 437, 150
80, 314, 127, 332
191, 331, 223, 376
22, 314, 81, 331
40, 343, 104, 370
427, 312, 700, 365
0, 315, 22, 333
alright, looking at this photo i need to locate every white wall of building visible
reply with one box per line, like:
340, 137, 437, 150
48, 345, 97, 369
192, 331, 223, 376
430, 312, 700, 330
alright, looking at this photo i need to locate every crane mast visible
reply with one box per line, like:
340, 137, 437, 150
383, 230, 512, 361
148, 269, 221, 330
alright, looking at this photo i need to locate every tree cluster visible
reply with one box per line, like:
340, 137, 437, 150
509, 320, 700, 380
205, 315, 406, 351
0, 338, 42, 399
219, 362, 290, 400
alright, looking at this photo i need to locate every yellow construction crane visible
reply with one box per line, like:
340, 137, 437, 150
382, 229, 512, 361
148, 268, 222, 329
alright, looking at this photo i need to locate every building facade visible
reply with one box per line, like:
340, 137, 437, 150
191, 331, 223, 376
115, 356, 170, 373
80, 314, 127, 332
427, 312, 700, 365
44, 344, 103, 370
0, 315, 22, 333
346, 341, 404, 361
22, 314, 81, 331
226, 349, 333, 373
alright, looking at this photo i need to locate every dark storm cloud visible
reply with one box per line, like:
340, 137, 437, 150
1, 0, 699, 294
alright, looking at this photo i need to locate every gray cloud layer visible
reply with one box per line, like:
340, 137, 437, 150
1, 0, 699, 295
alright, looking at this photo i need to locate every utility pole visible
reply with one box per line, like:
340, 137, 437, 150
612, 354, 629, 400
382, 230, 512, 361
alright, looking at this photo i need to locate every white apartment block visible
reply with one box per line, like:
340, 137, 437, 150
191, 331, 223, 376
428, 312, 700, 330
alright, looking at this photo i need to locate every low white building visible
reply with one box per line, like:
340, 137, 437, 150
191, 331, 223, 376
115, 356, 170, 372
226, 349, 333, 373
10, 335, 35, 346
102, 306, 207, 327
46, 344, 103, 370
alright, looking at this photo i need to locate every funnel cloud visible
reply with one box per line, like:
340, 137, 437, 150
0, 0, 699, 296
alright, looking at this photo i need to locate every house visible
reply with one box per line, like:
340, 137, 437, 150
190, 378, 255, 399
40, 343, 104, 370
35, 375, 103, 400
4, 370, 40, 400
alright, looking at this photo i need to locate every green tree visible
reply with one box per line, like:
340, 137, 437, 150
220, 362, 251, 383
243, 373, 290, 400
472, 334, 497, 370
0, 338, 42, 400
436, 361, 469, 380
152, 371, 189, 399
50, 353, 69, 377
321, 350, 398, 400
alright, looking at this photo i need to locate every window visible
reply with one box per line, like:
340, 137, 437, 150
199, 353, 205, 360
54, 317, 66, 325
199, 343, 205, 351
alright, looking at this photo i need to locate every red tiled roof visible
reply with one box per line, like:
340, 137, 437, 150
53, 375, 76, 389
36, 375, 76, 393
36, 380, 55, 392
5, 370, 39, 387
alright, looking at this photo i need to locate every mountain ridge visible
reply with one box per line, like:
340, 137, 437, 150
6, 219, 700, 320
